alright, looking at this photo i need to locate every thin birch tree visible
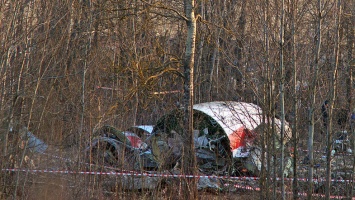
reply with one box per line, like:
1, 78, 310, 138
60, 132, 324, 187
279, 0, 286, 198
325, 0, 342, 198
290, 0, 299, 199
307, 0, 323, 198
349, 1, 355, 197
182, 0, 197, 199
262, 1, 271, 198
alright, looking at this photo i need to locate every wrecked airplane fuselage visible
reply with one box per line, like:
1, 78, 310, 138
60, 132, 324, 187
86, 101, 292, 175
149, 101, 292, 175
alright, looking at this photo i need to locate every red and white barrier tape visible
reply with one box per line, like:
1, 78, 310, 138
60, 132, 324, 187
2, 168, 353, 199
2, 168, 355, 184
1, 168, 258, 180
3, 168, 355, 198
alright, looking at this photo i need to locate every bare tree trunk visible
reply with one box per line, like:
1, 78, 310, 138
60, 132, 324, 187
0, 2, 23, 194
236, 0, 247, 100
325, 1, 342, 198
4, 0, 26, 158
78, 0, 93, 169
291, 0, 299, 199
182, 0, 197, 199
209, 29, 221, 101
260, 1, 271, 198
13, 1, 35, 197
307, 1, 322, 198
65, 0, 77, 73
279, 0, 285, 199
349, 1, 355, 197
195, 0, 205, 103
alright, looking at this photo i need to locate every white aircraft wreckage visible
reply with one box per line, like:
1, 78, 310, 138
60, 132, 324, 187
85, 101, 293, 177
149, 101, 292, 175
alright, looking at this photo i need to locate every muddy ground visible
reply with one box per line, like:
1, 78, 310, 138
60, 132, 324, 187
4, 141, 355, 200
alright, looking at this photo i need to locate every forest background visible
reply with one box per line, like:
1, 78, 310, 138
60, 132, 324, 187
0, 0, 354, 199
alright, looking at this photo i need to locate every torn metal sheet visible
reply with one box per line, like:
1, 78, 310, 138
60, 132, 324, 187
86, 125, 158, 170
93, 125, 131, 146
123, 131, 146, 149
20, 128, 48, 153
192, 101, 291, 158
104, 175, 161, 190
129, 125, 154, 135
192, 101, 263, 135
85, 135, 138, 169
150, 101, 292, 175
124, 125, 154, 149
197, 177, 222, 191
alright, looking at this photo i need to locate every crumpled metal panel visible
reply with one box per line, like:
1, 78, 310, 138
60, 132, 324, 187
192, 101, 292, 158
193, 101, 262, 136
21, 128, 48, 154
131, 125, 154, 135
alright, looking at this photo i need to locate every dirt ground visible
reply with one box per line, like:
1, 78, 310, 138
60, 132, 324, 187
5, 141, 355, 200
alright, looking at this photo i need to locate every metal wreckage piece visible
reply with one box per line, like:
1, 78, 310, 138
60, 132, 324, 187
85, 101, 294, 177
20, 127, 48, 154
84, 125, 153, 170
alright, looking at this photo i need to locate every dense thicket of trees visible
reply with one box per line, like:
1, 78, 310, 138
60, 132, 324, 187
0, 0, 354, 199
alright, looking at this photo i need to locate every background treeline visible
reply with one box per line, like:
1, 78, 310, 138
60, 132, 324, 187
0, 0, 354, 199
